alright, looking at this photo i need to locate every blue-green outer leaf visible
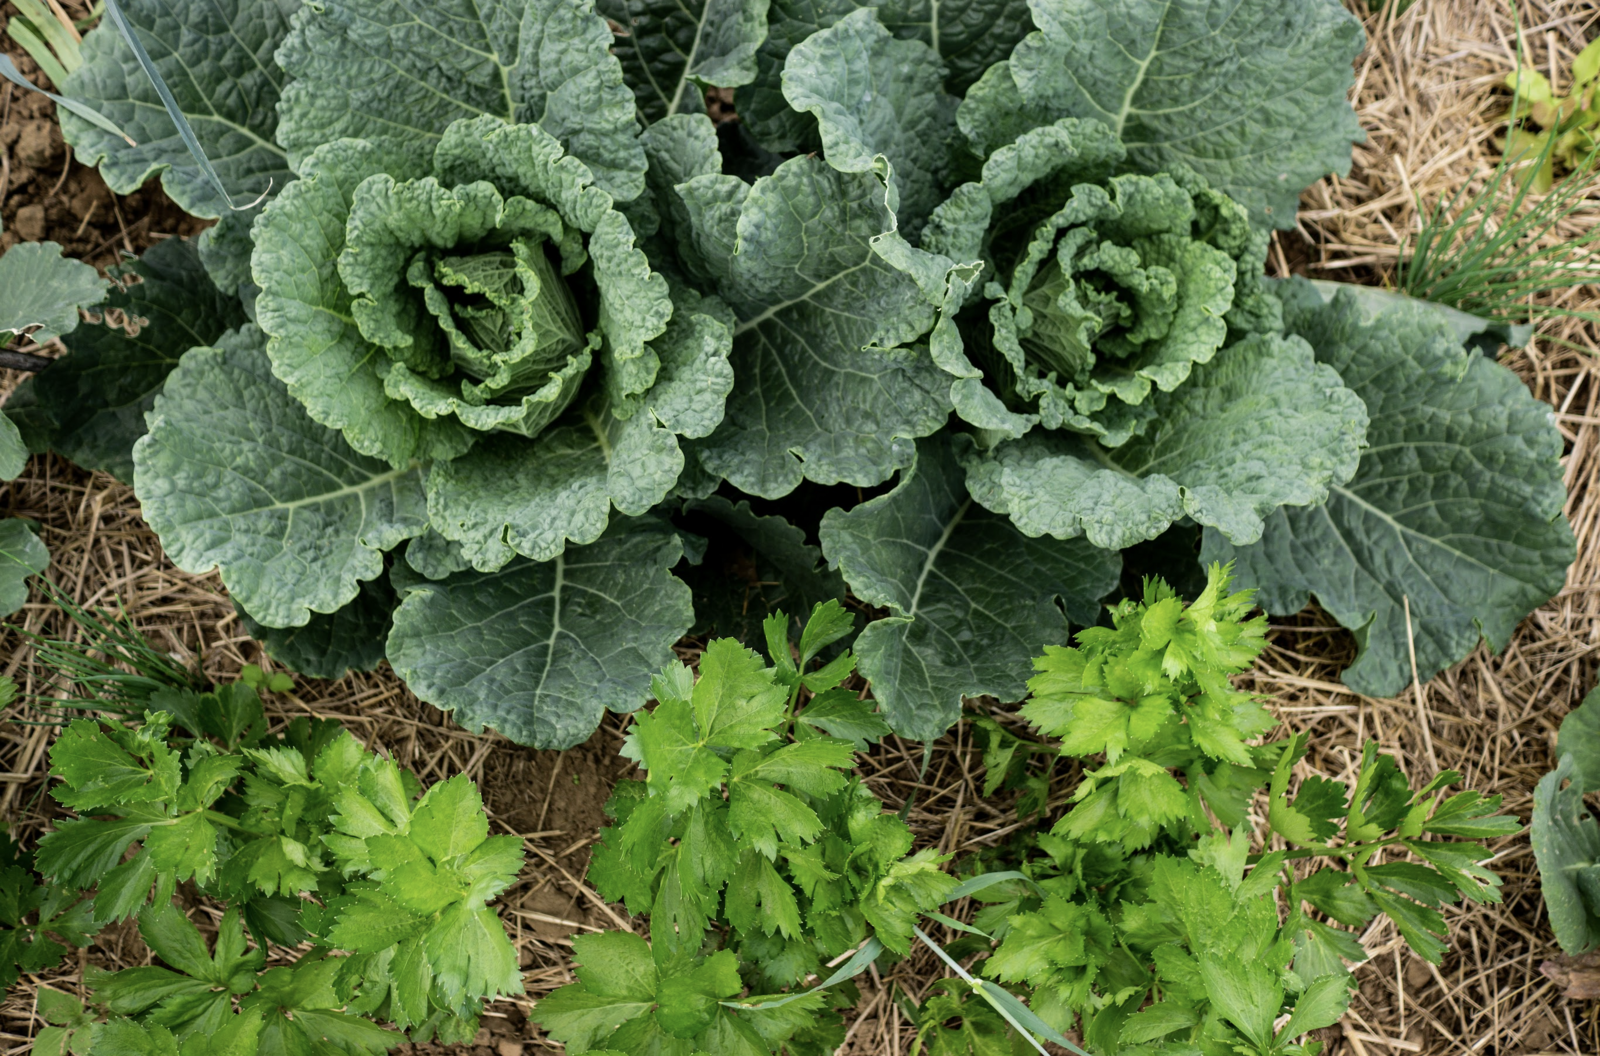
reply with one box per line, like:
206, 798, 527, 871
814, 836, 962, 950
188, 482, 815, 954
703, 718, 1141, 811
275, 0, 646, 202
965, 0, 1365, 227
685, 155, 949, 497
1205, 280, 1574, 696
820, 433, 1119, 740
60, 0, 296, 217
133, 326, 428, 629
7, 239, 245, 483
0, 242, 108, 344
387, 520, 694, 748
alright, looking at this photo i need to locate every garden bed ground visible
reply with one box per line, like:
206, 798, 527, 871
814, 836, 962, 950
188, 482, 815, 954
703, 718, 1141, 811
1, 1, 1598, 1053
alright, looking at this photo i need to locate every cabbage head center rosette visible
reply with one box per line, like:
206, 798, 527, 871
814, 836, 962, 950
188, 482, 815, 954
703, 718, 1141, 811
880, 117, 1368, 552
253, 114, 734, 573
897, 118, 1283, 443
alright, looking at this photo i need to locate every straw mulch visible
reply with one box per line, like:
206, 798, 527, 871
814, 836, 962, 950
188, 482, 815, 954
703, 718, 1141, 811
3, 1, 1600, 1054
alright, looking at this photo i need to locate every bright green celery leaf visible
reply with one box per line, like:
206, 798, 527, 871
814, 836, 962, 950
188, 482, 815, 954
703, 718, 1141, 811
6, 239, 245, 483
1558, 686, 1600, 793
911, 980, 1025, 1056
964, 0, 1365, 227
962, 331, 1368, 550
325, 774, 525, 1013
1533, 754, 1600, 954
819, 433, 1119, 740
133, 325, 428, 630
0, 242, 107, 344
633, 643, 784, 810
726, 740, 855, 856
534, 931, 657, 1050
779, 8, 959, 233
235, 576, 396, 680
58, 0, 296, 218
387, 518, 693, 748
683, 155, 949, 498
425, 289, 732, 568
536, 934, 761, 1050
736, 0, 1036, 152
1022, 563, 1269, 775
598, 0, 769, 124
275, 0, 646, 203
246, 961, 401, 1055
1204, 280, 1574, 697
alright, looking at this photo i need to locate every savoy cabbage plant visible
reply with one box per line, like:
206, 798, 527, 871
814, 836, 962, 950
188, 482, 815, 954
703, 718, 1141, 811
29, 0, 1575, 747
48, 0, 731, 747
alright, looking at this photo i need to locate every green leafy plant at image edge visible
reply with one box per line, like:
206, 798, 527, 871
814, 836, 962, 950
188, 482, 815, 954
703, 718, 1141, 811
1531, 684, 1600, 955
1398, 32, 1600, 340
0, 639, 525, 1056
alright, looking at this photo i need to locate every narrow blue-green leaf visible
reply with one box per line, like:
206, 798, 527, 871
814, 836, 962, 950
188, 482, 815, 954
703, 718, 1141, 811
924, 911, 990, 938
0, 54, 133, 145
721, 938, 884, 1010
943, 870, 1038, 904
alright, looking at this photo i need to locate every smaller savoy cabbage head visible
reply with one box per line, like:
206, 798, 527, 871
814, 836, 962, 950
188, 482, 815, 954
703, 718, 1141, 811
880, 117, 1368, 552
254, 115, 733, 570
900, 119, 1282, 444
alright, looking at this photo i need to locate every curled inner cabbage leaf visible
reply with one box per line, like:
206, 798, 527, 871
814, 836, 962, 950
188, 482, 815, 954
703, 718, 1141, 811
342, 173, 603, 439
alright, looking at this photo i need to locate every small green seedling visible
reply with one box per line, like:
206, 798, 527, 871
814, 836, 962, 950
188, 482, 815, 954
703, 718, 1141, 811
1501, 39, 1600, 191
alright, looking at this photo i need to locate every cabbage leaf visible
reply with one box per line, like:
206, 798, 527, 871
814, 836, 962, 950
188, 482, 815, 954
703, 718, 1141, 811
59, 0, 296, 218
682, 155, 948, 497
388, 519, 693, 747
133, 326, 428, 629
819, 433, 1119, 738
275, 0, 646, 202
8, 239, 244, 482
960, 0, 1366, 227
1205, 281, 1574, 696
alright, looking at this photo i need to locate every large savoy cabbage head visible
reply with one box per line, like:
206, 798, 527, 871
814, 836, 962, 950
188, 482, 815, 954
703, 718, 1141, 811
915, 118, 1285, 444
251, 115, 733, 573
255, 116, 669, 463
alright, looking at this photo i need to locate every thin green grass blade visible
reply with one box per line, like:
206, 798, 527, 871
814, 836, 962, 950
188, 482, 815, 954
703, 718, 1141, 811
943, 870, 1038, 903
6, 22, 71, 88
10, 0, 81, 72
721, 938, 885, 1010
1399, 18, 1600, 342
8, 576, 203, 717
913, 926, 1093, 1056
